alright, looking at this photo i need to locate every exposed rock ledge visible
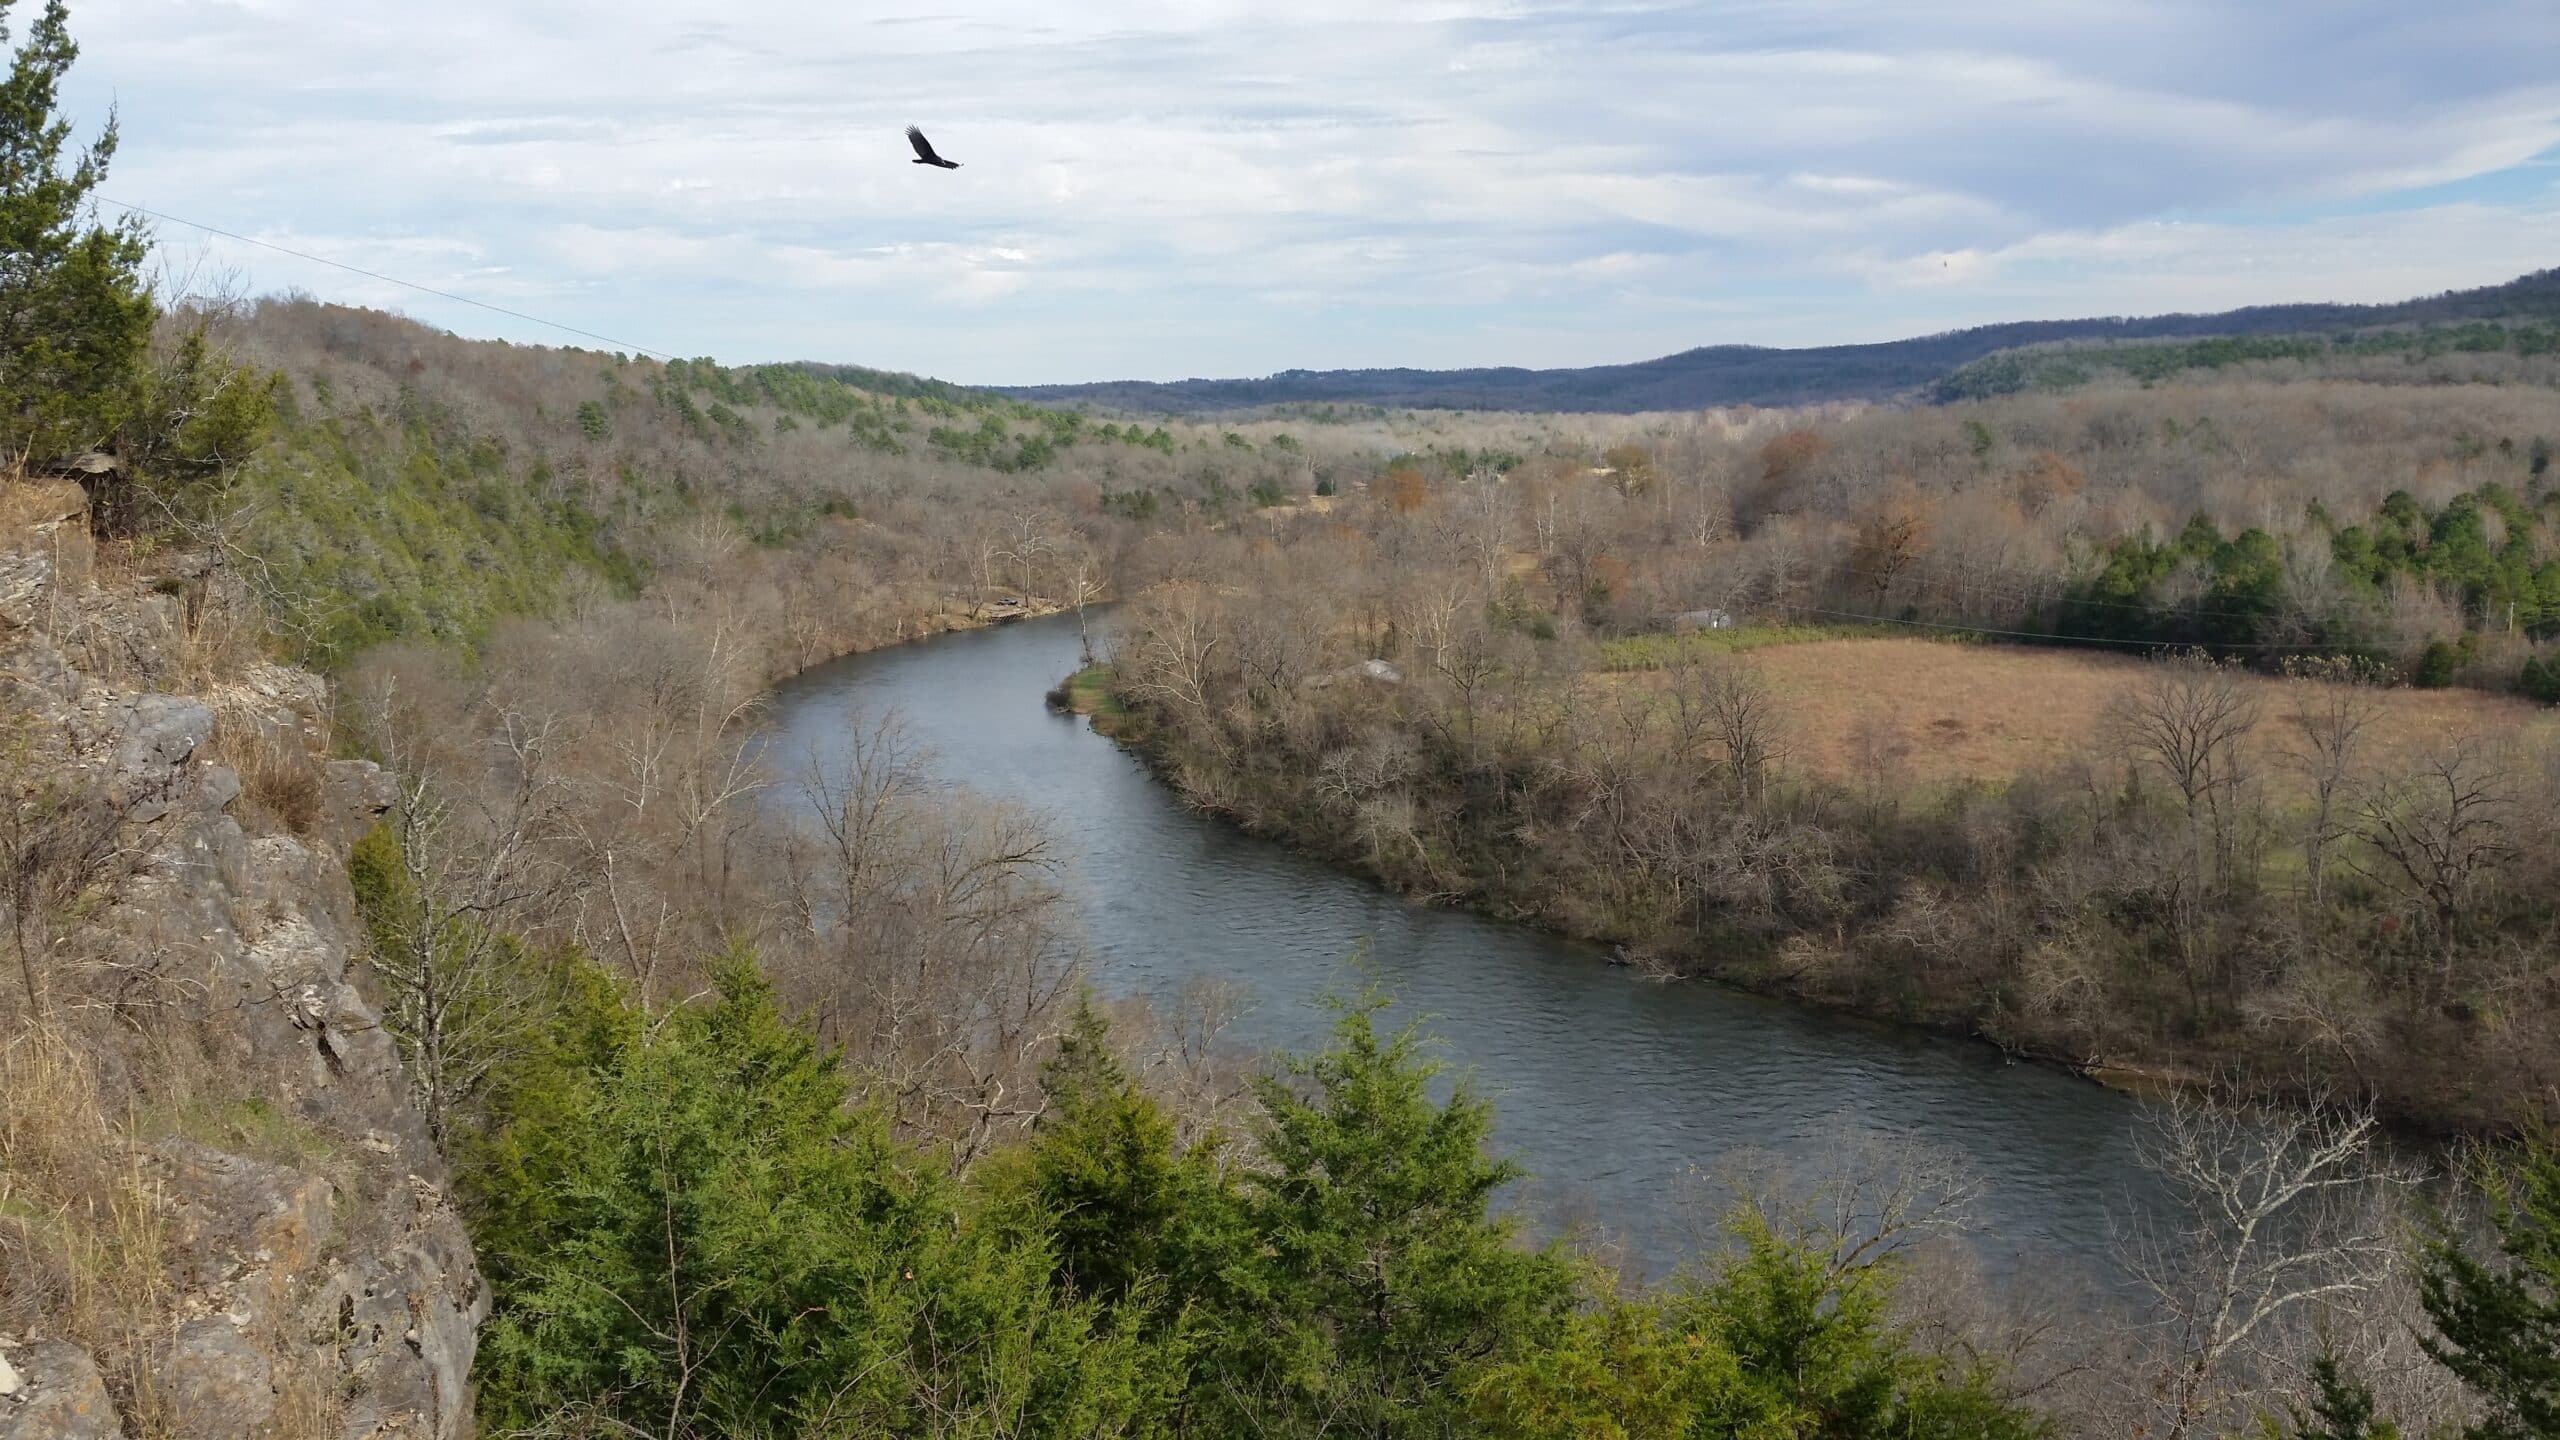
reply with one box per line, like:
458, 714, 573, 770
0, 481, 480, 1440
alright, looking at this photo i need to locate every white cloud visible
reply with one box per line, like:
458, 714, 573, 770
55, 0, 2560, 380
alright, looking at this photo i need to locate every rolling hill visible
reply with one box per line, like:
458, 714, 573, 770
991, 266, 2560, 416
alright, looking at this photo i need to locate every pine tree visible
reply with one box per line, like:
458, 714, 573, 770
1682, 1213, 2048, 1440
1194, 989, 1576, 1437
1028, 991, 1228, 1318
0, 0, 153, 466
465, 952, 1168, 1437
1469, 1219, 2049, 1440
2278, 1355, 2402, 1440
2419, 1133, 2560, 1439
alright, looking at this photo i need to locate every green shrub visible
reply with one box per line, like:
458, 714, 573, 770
2414, 634, 2478, 688
2521, 652, 2560, 704
1471, 1212, 2048, 1439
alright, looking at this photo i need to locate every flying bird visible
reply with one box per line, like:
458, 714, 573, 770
906, 125, 961, 169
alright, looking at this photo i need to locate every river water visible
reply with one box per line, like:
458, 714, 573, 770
763, 611, 2165, 1282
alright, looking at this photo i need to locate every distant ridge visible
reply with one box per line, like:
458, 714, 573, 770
989, 267, 2560, 415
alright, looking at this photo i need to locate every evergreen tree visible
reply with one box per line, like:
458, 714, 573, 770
1027, 991, 1231, 1318
1683, 1212, 2042, 1437
0, 0, 152, 465
2273, 1355, 2401, 1440
1468, 1288, 1751, 1440
2419, 1133, 2560, 1439
1192, 990, 1577, 1437
0, 1, 273, 530
465, 952, 1168, 1437
1470, 1216, 2046, 1439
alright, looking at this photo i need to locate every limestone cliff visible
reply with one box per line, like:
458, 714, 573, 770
0, 480, 481, 1440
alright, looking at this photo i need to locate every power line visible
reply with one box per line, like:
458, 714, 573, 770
101, 196, 678, 362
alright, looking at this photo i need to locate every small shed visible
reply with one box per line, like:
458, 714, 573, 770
1672, 608, 1736, 633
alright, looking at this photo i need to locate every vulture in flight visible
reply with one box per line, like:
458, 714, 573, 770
906, 125, 961, 169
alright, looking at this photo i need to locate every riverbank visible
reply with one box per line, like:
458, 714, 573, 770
766, 611, 2169, 1287
1045, 663, 1144, 739
1055, 656, 2516, 1135
779, 594, 1078, 682
1049, 661, 2149, 1089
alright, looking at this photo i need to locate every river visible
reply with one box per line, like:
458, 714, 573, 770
763, 610, 2166, 1283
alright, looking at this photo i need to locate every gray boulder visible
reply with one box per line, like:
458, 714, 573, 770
154, 1321, 271, 1440
0, 1342, 123, 1440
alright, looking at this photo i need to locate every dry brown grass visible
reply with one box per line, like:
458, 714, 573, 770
0, 1023, 170, 1399
0, 473, 90, 534
205, 706, 322, 838
163, 569, 272, 697
1669, 637, 2558, 798
0, 1019, 350, 1438
0, 474, 94, 625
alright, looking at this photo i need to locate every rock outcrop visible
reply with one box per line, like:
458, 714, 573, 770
0, 481, 481, 1439
0, 1343, 122, 1440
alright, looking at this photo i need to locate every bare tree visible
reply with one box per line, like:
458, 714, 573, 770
2121, 1090, 2421, 1440
1450, 468, 1512, 592
1120, 582, 1224, 728
1059, 535, 1109, 665
1130, 974, 1256, 1164
781, 720, 1084, 1168
2107, 650, 2261, 884
355, 681, 574, 1144
967, 527, 1007, 621
1689, 1118, 1987, 1281
562, 601, 771, 1005
2276, 660, 2380, 908
2350, 735, 2516, 994
1417, 604, 1501, 759
1671, 655, 1785, 803
999, 507, 1057, 599
1844, 481, 1934, 608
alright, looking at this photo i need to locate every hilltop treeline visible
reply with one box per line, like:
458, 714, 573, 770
214, 296, 1366, 664
999, 268, 2560, 415
1936, 319, 2560, 401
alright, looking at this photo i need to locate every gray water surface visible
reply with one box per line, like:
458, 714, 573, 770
763, 612, 2162, 1281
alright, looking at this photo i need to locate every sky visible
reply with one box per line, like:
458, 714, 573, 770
54, 0, 2560, 385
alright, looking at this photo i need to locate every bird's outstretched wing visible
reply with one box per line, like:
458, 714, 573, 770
907, 125, 945, 165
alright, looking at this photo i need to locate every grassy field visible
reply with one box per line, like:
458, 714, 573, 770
1630, 634, 2558, 794
1597, 622, 1910, 670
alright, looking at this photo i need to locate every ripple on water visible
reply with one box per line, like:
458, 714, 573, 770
761, 613, 2169, 1284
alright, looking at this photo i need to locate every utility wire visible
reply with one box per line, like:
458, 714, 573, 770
101, 196, 679, 362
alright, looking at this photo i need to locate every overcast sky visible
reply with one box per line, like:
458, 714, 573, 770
55, 0, 2560, 384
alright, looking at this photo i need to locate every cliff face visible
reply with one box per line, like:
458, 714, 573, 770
0, 480, 481, 1439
